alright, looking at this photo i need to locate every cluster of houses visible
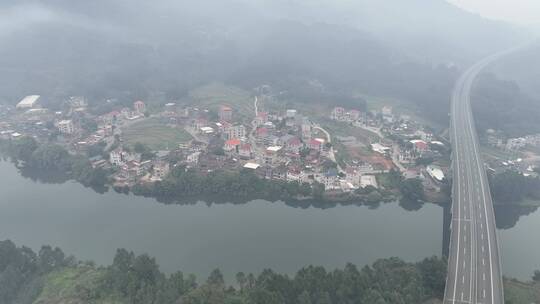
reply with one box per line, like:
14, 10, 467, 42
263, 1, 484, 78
330, 105, 449, 189
1, 93, 456, 194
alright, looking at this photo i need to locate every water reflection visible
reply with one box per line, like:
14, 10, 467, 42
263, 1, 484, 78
0, 159, 445, 281
1, 161, 539, 280
12, 161, 540, 229
494, 204, 539, 230
12, 161, 422, 211
399, 199, 425, 211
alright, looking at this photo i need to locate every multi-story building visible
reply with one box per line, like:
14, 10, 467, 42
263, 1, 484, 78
16, 95, 41, 109
57, 120, 75, 134
301, 122, 312, 140
286, 109, 297, 119
225, 125, 246, 140
133, 100, 146, 114
239, 143, 252, 159
186, 151, 202, 164
152, 161, 170, 180
285, 137, 303, 154
219, 105, 233, 122
331, 107, 346, 121
349, 109, 361, 121
110, 148, 141, 166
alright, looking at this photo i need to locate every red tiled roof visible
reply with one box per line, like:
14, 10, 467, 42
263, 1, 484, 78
415, 141, 428, 150
287, 137, 302, 146
256, 127, 268, 135
310, 139, 322, 146
225, 139, 241, 146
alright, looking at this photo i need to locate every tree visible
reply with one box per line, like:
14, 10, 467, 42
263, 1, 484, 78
9, 136, 38, 162
533, 270, 540, 282
207, 269, 225, 287
418, 256, 447, 298
236, 272, 247, 292
38, 245, 68, 273
297, 291, 312, 304
399, 178, 425, 202
415, 156, 434, 166
30, 144, 72, 171
321, 160, 337, 171
312, 182, 325, 199
366, 191, 383, 204
80, 117, 98, 132
133, 142, 147, 154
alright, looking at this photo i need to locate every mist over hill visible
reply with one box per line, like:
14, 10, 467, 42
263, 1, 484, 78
0, 0, 529, 117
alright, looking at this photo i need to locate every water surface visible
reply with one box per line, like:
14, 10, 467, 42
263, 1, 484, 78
0, 161, 538, 281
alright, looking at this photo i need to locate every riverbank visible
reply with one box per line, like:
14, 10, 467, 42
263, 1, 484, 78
0, 137, 408, 208
1, 239, 448, 304
3, 239, 539, 304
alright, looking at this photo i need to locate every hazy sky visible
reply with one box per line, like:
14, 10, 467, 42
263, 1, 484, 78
448, 0, 540, 25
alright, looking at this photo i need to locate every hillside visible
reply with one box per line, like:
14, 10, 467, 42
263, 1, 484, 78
0, 0, 530, 133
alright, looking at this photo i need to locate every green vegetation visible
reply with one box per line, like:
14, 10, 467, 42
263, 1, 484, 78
1, 240, 449, 304
1, 137, 417, 208
504, 278, 540, 304
472, 73, 540, 137
321, 119, 381, 143
400, 178, 426, 203
0, 240, 74, 304
362, 94, 445, 130
534, 270, 540, 282
186, 83, 254, 119
34, 267, 120, 304
377, 169, 403, 190
489, 170, 540, 204
122, 119, 192, 151
0, 137, 108, 190
332, 140, 350, 168
131, 165, 324, 203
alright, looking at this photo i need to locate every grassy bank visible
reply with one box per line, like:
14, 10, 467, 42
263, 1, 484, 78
122, 118, 192, 150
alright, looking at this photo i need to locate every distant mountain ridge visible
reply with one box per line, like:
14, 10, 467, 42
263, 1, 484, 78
0, 0, 526, 112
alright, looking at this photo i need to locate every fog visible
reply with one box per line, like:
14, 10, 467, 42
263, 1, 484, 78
0, 0, 535, 109
2, 2, 540, 302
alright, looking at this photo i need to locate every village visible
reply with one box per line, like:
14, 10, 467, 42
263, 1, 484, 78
0, 92, 468, 199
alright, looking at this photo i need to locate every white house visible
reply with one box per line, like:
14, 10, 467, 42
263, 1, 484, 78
57, 120, 75, 134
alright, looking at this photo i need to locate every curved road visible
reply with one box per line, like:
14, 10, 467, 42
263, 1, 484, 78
443, 49, 520, 303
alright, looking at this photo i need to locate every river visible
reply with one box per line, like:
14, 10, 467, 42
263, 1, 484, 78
0, 161, 538, 281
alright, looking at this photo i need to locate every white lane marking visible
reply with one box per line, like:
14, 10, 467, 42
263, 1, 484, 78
450, 97, 462, 304
462, 276, 465, 284
466, 91, 497, 303
481, 234, 484, 240
463, 261, 466, 268
480, 223, 483, 229
482, 246, 485, 253
483, 273, 486, 281
483, 289, 486, 298
482, 258, 485, 266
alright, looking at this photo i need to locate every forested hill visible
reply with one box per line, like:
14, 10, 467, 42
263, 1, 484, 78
2, 240, 539, 303
0, 1, 523, 116
0, 240, 449, 304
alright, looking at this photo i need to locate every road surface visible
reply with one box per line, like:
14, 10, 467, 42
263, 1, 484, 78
443, 51, 516, 303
